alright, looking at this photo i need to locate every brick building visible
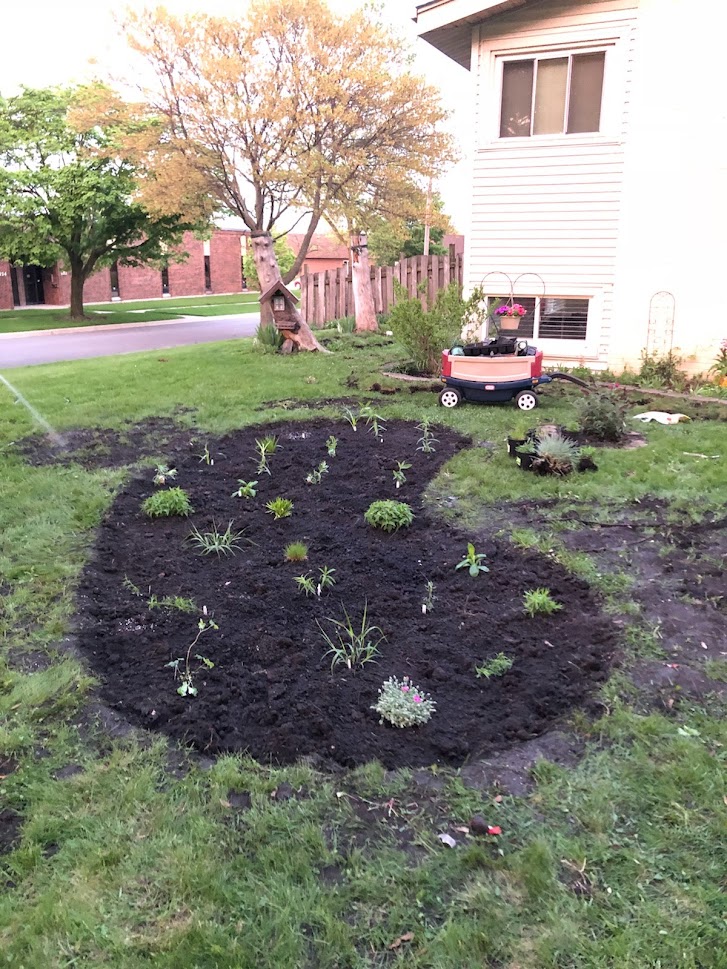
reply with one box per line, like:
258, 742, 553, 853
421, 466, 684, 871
286, 233, 350, 275
0, 229, 248, 310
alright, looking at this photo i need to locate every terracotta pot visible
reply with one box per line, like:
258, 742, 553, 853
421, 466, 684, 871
499, 314, 522, 331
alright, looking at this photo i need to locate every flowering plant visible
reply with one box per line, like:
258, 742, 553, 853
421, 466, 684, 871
708, 338, 727, 380
496, 303, 526, 318
372, 675, 435, 728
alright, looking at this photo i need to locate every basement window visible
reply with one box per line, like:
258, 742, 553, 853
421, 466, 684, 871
499, 50, 605, 137
488, 296, 589, 341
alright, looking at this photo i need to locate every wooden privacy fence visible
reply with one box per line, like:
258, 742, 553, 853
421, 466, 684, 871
299, 251, 463, 327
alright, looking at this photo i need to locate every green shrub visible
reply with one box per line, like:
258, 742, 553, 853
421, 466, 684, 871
636, 349, 686, 390
575, 391, 627, 442
364, 500, 414, 532
254, 322, 283, 353
141, 487, 193, 518
373, 676, 435, 727
388, 282, 472, 374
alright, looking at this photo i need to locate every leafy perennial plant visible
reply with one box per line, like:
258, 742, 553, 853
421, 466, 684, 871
373, 676, 435, 727
364, 500, 414, 532
141, 487, 193, 518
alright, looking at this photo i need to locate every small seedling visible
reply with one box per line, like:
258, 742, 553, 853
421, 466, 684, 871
188, 521, 248, 556
232, 479, 258, 498
455, 542, 490, 577
142, 487, 194, 518
317, 602, 385, 671
325, 435, 338, 457
294, 573, 317, 597
341, 407, 359, 431
317, 565, 336, 596
148, 594, 197, 614
422, 580, 436, 615
153, 464, 177, 486
123, 576, 143, 598
416, 418, 438, 454
255, 435, 280, 475
284, 541, 309, 562
306, 461, 329, 485
364, 500, 414, 532
165, 617, 218, 697
523, 587, 563, 617
265, 497, 294, 520
198, 444, 214, 466
373, 676, 435, 727
392, 460, 411, 489
361, 404, 385, 440
475, 653, 514, 679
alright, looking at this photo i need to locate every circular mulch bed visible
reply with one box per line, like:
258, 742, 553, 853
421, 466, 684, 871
75, 419, 616, 769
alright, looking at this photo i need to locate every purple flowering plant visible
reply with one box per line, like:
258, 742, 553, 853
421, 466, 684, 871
496, 302, 527, 318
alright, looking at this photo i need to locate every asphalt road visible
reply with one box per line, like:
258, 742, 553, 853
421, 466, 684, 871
0, 314, 260, 369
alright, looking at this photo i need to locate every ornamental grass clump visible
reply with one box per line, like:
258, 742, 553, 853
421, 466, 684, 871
284, 541, 308, 562
534, 432, 580, 476
142, 487, 193, 518
373, 676, 435, 728
364, 500, 414, 532
265, 497, 294, 520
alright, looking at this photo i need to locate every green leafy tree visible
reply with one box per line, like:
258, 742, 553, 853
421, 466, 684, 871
244, 237, 296, 291
0, 85, 202, 320
369, 199, 452, 266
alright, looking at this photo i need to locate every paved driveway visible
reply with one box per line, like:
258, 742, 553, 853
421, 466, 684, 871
0, 315, 260, 369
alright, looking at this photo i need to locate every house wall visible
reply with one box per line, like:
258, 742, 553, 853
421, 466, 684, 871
467, 0, 639, 366
609, 0, 727, 373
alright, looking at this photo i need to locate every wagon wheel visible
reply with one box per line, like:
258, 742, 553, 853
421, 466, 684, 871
515, 390, 538, 411
439, 387, 462, 408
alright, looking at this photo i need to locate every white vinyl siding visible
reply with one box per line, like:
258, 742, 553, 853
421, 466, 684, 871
466, 0, 637, 362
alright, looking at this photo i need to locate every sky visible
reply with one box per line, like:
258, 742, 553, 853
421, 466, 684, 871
0, 0, 473, 232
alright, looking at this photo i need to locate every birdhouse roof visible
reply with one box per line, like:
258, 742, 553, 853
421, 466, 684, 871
259, 281, 299, 305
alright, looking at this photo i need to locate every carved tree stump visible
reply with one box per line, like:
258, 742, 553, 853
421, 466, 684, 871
251, 232, 328, 352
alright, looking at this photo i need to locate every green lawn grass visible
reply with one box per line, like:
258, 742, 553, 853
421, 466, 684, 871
0, 339, 725, 967
0, 293, 261, 333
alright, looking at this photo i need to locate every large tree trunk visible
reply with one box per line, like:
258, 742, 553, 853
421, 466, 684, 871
251, 232, 328, 352
69, 262, 86, 321
350, 232, 378, 332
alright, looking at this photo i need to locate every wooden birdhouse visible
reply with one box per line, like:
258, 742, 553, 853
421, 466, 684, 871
259, 281, 300, 333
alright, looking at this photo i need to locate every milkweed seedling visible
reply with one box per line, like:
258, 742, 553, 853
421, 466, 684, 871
392, 460, 411, 489
455, 543, 490, 577
416, 418, 438, 454
232, 480, 258, 498
165, 617, 218, 697
153, 464, 177, 486
255, 435, 280, 475
326, 435, 338, 457
422, 580, 436, 615
306, 461, 329, 485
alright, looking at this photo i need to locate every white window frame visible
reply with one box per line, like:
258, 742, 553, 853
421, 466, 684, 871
478, 29, 627, 149
484, 293, 599, 355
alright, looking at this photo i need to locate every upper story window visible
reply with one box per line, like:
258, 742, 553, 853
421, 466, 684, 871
499, 50, 605, 138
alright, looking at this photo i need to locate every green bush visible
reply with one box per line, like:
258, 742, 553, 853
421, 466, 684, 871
388, 282, 472, 374
575, 391, 627, 442
364, 500, 414, 532
142, 487, 193, 518
254, 322, 283, 353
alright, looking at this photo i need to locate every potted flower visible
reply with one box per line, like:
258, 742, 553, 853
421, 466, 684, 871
495, 303, 527, 331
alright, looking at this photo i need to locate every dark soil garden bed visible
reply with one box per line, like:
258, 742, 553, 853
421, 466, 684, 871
75, 419, 616, 769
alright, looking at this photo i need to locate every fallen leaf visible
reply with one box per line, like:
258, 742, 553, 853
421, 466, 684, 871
666, 663, 680, 669
701, 642, 708, 649
219, 798, 232, 808
453, 825, 470, 834
494, 794, 503, 803
437, 833, 457, 848
388, 931, 414, 950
